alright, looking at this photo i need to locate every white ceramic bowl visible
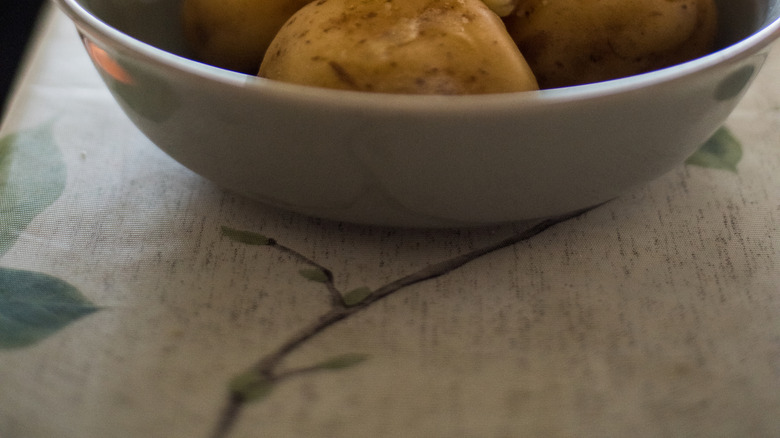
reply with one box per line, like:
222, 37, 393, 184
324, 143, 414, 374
56, 0, 780, 227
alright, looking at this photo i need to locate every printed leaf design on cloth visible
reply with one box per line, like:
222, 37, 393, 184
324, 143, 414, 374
686, 127, 742, 172
313, 353, 369, 370
0, 122, 67, 257
0, 267, 99, 349
342, 286, 372, 307
221, 226, 273, 246
299, 268, 330, 283
229, 371, 276, 402
227, 354, 368, 404
210, 210, 593, 437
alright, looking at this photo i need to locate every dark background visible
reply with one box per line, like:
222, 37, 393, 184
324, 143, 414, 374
1, 0, 48, 120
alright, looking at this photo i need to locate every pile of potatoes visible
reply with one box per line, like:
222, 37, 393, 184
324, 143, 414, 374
182, 0, 718, 94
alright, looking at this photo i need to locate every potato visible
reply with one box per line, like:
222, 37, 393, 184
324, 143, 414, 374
182, 0, 312, 73
504, 0, 718, 88
258, 0, 539, 94
482, 0, 522, 17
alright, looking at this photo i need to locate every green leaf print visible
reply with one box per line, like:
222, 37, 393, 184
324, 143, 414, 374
313, 353, 369, 370
342, 286, 372, 307
221, 226, 273, 246
0, 267, 99, 349
686, 127, 742, 172
229, 371, 276, 403
299, 268, 330, 283
0, 122, 66, 257
210, 209, 593, 437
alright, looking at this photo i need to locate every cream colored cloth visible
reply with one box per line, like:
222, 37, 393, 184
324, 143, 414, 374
1, 6, 779, 438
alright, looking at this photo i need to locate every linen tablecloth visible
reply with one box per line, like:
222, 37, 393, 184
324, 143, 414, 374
1, 5, 779, 438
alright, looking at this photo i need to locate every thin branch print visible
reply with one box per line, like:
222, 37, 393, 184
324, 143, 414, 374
211, 206, 596, 438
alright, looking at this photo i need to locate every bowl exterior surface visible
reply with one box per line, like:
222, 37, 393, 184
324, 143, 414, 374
58, 0, 780, 226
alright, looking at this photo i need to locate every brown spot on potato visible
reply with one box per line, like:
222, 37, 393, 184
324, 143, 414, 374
328, 61, 358, 87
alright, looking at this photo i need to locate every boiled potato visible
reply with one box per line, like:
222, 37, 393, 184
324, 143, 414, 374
504, 0, 718, 88
258, 0, 539, 94
182, 0, 312, 73
482, 0, 522, 17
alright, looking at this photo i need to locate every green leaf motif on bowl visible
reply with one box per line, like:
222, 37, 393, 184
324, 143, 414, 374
686, 127, 742, 173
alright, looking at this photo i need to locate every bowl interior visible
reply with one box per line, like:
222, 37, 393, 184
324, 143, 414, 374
77, 0, 779, 79
77, 0, 190, 56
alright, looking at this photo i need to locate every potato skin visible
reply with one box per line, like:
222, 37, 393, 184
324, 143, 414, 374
258, 0, 539, 94
182, 0, 312, 73
504, 0, 718, 88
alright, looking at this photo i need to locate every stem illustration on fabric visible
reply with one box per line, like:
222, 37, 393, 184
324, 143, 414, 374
210, 207, 595, 438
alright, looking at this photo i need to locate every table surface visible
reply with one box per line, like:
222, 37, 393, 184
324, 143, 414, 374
1, 6, 779, 438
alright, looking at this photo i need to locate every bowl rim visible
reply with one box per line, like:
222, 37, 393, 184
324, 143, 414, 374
55, 0, 780, 111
